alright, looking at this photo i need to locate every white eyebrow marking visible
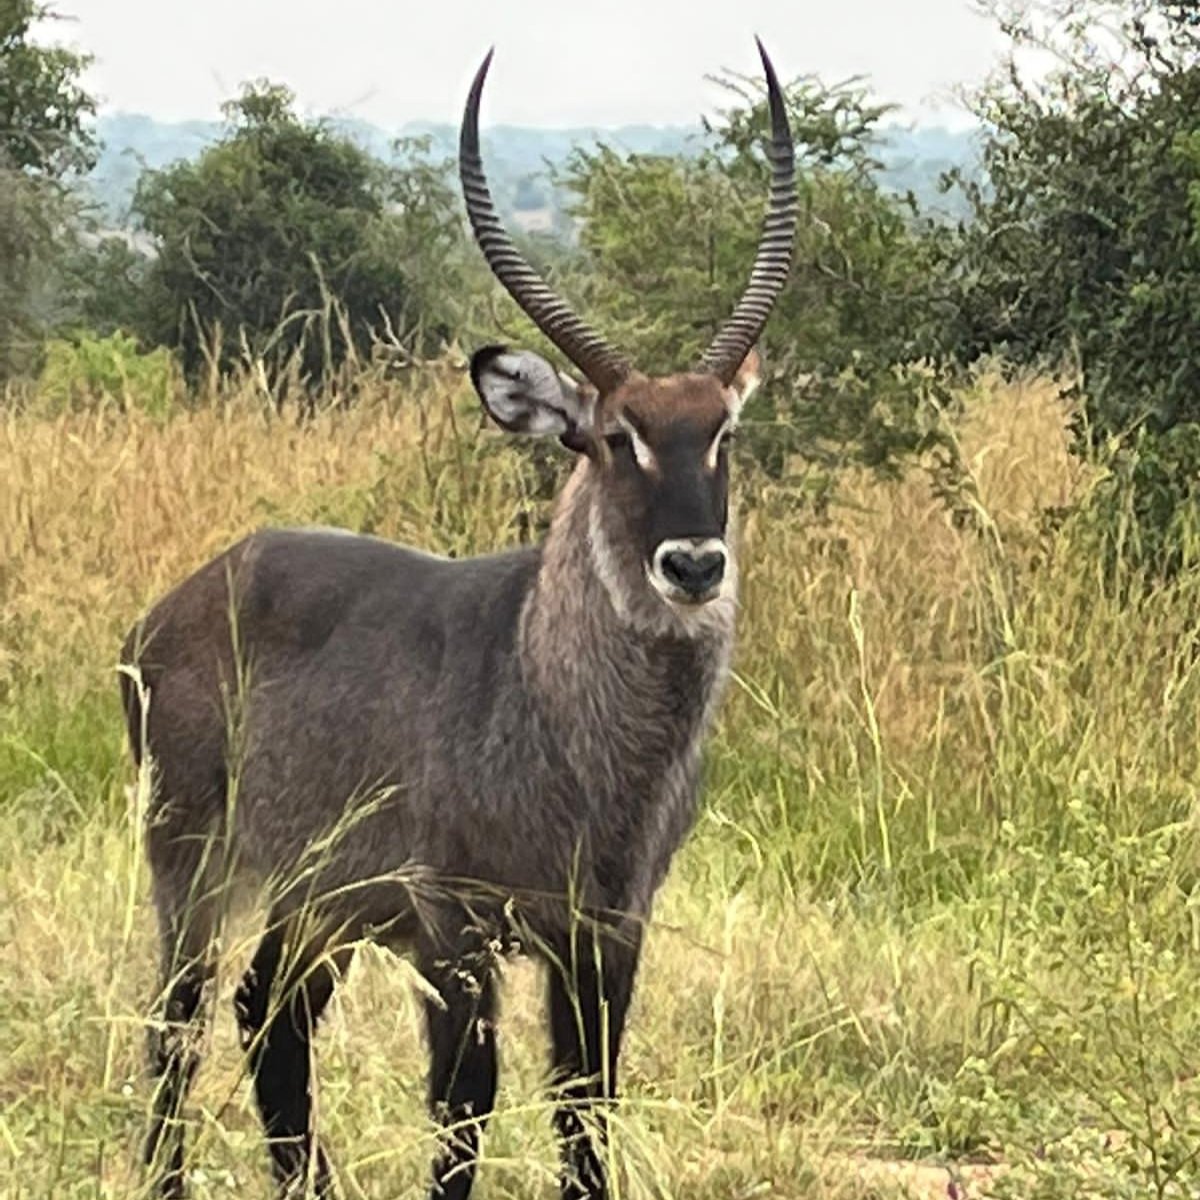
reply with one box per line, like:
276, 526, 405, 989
704, 418, 732, 471
617, 412, 658, 472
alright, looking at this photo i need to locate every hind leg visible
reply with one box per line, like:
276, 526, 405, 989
235, 918, 352, 1197
143, 834, 223, 1198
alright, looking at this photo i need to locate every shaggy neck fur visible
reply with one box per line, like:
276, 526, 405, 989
520, 459, 737, 798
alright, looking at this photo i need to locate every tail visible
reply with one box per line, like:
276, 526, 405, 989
119, 618, 150, 768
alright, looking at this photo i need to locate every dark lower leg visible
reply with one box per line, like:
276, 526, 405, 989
145, 957, 210, 1198
421, 933, 499, 1200
235, 926, 346, 1197
547, 927, 641, 1200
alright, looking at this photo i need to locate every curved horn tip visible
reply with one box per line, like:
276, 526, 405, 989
754, 35, 777, 77
752, 38, 788, 133
467, 48, 496, 105
461, 49, 497, 159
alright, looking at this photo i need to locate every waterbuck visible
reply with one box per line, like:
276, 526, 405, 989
121, 39, 796, 1200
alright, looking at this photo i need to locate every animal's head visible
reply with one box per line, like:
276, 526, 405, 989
460, 40, 795, 615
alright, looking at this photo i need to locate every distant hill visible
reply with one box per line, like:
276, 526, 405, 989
87, 112, 980, 230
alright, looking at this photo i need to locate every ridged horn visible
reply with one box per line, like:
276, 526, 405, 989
460, 50, 632, 395
700, 37, 797, 386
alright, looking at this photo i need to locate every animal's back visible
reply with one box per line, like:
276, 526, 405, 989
121, 527, 541, 898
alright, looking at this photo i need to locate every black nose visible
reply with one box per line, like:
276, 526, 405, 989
660, 548, 726, 598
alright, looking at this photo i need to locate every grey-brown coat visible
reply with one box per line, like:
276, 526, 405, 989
125, 38, 796, 1200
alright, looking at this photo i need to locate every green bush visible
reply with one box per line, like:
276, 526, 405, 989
36, 332, 179, 418
130, 83, 481, 390
940, 1, 1200, 573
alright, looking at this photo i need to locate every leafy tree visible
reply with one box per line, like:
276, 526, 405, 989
0, 0, 94, 380
56, 233, 152, 339
555, 72, 950, 479
0, 0, 95, 176
36, 330, 177, 417
942, 0, 1200, 570
131, 82, 475, 388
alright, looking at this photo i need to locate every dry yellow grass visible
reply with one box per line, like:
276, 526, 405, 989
0, 368, 1083, 775
4, 366, 1200, 1198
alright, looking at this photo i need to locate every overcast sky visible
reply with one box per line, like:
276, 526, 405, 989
58, 1, 1005, 130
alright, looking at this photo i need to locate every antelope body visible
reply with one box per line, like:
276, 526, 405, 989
123, 41, 796, 1200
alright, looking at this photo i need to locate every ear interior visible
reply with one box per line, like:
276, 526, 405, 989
470, 346, 595, 441
726, 346, 763, 420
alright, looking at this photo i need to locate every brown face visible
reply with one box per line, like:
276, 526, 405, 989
470, 345, 760, 611
595, 375, 737, 606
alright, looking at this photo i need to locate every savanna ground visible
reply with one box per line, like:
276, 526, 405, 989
4, 364, 1200, 1199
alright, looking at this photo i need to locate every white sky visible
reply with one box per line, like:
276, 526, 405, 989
57, 0, 1005, 130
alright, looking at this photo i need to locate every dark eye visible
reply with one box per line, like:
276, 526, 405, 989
605, 432, 631, 453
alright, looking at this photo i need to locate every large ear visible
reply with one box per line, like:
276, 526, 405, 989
470, 345, 595, 445
725, 346, 763, 422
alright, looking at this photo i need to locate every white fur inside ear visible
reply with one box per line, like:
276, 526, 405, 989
475, 350, 592, 436
721, 384, 749, 426
733, 374, 760, 405
726, 348, 763, 419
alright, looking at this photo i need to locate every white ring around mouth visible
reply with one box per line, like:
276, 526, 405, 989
648, 537, 730, 607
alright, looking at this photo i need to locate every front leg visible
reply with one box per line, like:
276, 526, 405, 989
546, 923, 642, 1200
419, 925, 500, 1200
